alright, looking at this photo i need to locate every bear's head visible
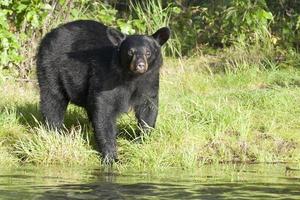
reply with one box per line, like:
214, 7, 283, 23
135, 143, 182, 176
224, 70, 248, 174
107, 27, 170, 75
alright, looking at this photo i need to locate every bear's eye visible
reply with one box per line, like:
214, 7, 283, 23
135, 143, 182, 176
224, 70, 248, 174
146, 50, 151, 58
128, 49, 134, 56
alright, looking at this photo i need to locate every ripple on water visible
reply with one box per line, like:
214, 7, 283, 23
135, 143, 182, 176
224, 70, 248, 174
0, 164, 299, 200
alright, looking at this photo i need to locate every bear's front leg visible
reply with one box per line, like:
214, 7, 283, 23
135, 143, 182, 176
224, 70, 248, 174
87, 98, 118, 164
134, 93, 158, 131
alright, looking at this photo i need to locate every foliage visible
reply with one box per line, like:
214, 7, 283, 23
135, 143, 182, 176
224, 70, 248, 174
266, 0, 300, 48
0, 0, 300, 75
221, 0, 273, 45
0, 0, 59, 77
172, 0, 299, 51
0, 0, 153, 77
0, 0, 22, 68
170, 0, 273, 50
78, 1, 132, 34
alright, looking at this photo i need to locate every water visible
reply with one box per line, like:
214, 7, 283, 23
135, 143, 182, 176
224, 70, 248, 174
0, 164, 299, 199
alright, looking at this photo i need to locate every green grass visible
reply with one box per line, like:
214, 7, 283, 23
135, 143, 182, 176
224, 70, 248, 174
0, 51, 300, 170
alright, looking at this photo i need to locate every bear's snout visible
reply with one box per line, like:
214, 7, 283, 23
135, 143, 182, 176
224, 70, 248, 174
130, 55, 148, 74
136, 61, 146, 73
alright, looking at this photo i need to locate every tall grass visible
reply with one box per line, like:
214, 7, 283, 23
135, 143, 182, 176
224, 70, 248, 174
130, 0, 182, 57
0, 143, 18, 167
14, 125, 99, 166
0, 49, 299, 170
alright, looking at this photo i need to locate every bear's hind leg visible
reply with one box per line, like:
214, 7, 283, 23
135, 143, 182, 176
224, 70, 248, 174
40, 90, 69, 130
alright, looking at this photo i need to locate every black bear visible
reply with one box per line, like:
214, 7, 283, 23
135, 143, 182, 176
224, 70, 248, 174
36, 20, 170, 163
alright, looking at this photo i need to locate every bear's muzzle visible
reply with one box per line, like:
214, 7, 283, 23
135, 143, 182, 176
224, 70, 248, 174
130, 54, 148, 74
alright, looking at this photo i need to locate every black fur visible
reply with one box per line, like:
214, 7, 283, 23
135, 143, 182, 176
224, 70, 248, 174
36, 20, 170, 163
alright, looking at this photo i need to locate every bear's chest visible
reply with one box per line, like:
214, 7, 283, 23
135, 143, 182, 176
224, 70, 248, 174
95, 83, 136, 114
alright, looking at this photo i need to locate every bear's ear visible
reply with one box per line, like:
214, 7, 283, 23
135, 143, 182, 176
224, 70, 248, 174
152, 27, 170, 46
107, 27, 126, 46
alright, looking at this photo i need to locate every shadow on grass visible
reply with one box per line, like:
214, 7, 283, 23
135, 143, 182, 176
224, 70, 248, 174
13, 103, 143, 142
14, 103, 89, 130
117, 121, 143, 141
15, 103, 41, 128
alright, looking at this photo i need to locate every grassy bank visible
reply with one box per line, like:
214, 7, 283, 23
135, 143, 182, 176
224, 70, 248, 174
0, 52, 300, 170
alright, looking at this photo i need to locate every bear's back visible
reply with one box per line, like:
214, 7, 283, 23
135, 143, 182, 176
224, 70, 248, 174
36, 20, 116, 107
38, 20, 113, 58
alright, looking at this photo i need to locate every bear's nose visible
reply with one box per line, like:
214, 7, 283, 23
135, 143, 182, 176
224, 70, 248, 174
137, 62, 145, 70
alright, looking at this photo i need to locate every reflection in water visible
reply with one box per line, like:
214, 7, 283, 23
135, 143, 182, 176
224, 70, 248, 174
0, 164, 300, 199
34, 182, 300, 199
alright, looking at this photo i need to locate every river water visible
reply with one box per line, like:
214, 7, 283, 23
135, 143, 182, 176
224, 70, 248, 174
0, 164, 299, 199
